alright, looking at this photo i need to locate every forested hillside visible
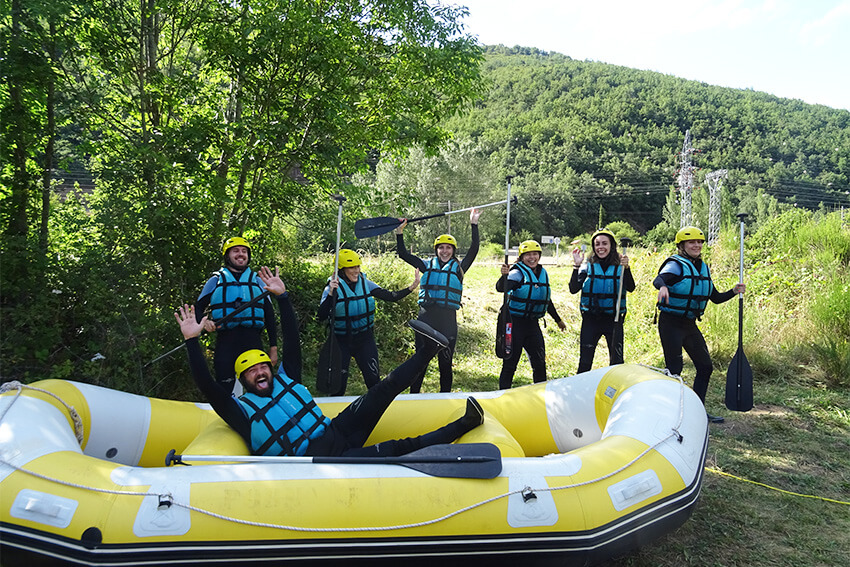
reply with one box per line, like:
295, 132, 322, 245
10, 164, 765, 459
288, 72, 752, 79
385, 45, 850, 247
2, 9, 850, 391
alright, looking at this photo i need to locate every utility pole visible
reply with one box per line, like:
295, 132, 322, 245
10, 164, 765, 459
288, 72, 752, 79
706, 169, 728, 245
678, 130, 695, 227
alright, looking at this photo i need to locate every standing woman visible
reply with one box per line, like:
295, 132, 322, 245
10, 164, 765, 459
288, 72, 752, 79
394, 208, 482, 392
569, 230, 635, 373
496, 240, 566, 389
654, 226, 745, 423
318, 249, 421, 396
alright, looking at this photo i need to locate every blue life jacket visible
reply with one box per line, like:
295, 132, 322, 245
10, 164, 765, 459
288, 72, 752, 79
419, 257, 463, 310
333, 275, 376, 335
657, 255, 713, 319
580, 262, 626, 316
507, 262, 551, 319
237, 367, 330, 456
210, 267, 265, 329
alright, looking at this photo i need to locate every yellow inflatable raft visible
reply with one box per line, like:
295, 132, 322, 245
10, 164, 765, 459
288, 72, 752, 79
0, 364, 708, 566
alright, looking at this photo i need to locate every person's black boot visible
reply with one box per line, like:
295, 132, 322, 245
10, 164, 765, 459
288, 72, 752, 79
408, 320, 449, 349
706, 412, 725, 424
461, 397, 485, 430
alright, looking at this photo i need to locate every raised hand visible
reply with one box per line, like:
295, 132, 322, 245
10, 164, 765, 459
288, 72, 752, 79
175, 304, 206, 340
258, 266, 285, 295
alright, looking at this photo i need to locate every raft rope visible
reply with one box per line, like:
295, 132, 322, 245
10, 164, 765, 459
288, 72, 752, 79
0, 380, 84, 444
2, 374, 845, 535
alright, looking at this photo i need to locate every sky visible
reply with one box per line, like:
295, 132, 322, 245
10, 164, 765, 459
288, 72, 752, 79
454, 0, 850, 111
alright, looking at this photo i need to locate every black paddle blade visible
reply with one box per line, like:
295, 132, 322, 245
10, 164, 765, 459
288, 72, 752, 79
725, 347, 754, 412
495, 305, 513, 359
354, 216, 402, 239
316, 443, 502, 479
316, 331, 343, 395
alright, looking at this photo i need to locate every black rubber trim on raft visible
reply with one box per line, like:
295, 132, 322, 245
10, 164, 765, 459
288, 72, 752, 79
0, 432, 709, 567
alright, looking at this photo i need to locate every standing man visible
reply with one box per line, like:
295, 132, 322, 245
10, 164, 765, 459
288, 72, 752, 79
654, 227, 745, 423
195, 237, 278, 391
318, 249, 421, 395
496, 240, 566, 389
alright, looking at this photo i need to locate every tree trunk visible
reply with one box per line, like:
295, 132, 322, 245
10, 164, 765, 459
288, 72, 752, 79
6, 0, 30, 239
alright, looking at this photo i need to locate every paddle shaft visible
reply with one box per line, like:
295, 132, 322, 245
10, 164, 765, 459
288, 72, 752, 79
614, 237, 632, 323
170, 454, 497, 465
355, 197, 517, 238
725, 212, 753, 412
736, 214, 746, 361
144, 289, 272, 367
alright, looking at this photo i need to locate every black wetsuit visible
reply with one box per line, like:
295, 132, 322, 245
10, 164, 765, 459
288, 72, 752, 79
653, 260, 736, 402
195, 268, 278, 390
396, 225, 479, 392
185, 293, 474, 457
317, 275, 413, 395
496, 264, 564, 389
569, 260, 636, 373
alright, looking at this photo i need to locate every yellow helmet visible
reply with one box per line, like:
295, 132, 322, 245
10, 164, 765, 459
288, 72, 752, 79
675, 226, 706, 244
518, 240, 542, 255
338, 249, 361, 268
591, 229, 616, 246
234, 349, 271, 380
434, 234, 457, 248
222, 236, 251, 256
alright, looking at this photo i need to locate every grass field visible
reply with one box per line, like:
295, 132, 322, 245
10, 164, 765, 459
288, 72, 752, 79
324, 249, 850, 567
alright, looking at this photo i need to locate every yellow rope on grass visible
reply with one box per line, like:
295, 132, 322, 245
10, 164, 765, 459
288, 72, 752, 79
706, 467, 850, 506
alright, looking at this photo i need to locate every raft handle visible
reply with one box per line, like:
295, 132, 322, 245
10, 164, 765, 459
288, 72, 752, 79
521, 486, 537, 502
157, 494, 173, 510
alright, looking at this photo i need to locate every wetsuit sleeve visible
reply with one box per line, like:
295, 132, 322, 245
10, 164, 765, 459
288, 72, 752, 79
495, 269, 522, 292
371, 285, 412, 302
185, 337, 250, 439
624, 268, 636, 293
460, 224, 480, 272
653, 260, 683, 289
317, 285, 334, 321
547, 301, 563, 324
262, 294, 278, 348
710, 286, 736, 304
193, 276, 218, 323
568, 266, 587, 294
396, 234, 428, 271
277, 293, 302, 383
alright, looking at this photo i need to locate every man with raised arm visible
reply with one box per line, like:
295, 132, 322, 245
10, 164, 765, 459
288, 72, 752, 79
176, 266, 484, 457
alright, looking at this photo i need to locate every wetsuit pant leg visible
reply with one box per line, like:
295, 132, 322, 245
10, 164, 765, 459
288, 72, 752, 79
214, 328, 264, 392
499, 316, 532, 389
330, 333, 353, 397
524, 319, 547, 383
682, 324, 712, 403
351, 328, 381, 389
577, 313, 606, 373
658, 312, 712, 403
325, 348, 430, 452
409, 305, 454, 393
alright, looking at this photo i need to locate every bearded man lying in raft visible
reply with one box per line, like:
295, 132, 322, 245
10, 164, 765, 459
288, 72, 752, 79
175, 266, 484, 458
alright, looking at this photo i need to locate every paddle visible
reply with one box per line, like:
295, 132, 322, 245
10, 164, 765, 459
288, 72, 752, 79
354, 196, 517, 239
165, 443, 502, 479
316, 194, 345, 395
611, 237, 632, 364
144, 289, 272, 368
725, 213, 754, 412
496, 176, 514, 359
